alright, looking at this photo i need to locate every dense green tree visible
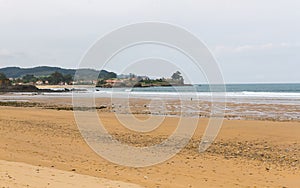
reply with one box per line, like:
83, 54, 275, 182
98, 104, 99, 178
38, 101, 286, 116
0, 72, 7, 80
63, 74, 73, 84
171, 71, 184, 84
46, 72, 73, 85
171, 71, 182, 80
48, 71, 64, 84
98, 70, 117, 79
22, 74, 37, 83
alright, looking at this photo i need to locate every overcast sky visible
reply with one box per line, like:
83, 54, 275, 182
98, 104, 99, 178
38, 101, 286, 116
0, 0, 299, 83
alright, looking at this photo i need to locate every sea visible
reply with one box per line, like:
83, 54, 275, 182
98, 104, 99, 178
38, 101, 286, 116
88, 83, 300, 105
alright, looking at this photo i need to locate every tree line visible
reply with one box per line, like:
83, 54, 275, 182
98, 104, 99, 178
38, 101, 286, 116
5, 72, 74, 85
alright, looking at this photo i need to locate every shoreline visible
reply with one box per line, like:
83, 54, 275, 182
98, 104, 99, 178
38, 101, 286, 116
0, 96, 299, 122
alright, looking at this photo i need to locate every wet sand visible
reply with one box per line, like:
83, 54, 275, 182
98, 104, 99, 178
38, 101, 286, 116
0, 106, 300, 187
0, 94, 299, 121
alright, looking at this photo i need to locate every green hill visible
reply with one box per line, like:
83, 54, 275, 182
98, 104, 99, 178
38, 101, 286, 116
0, 66, 116, 80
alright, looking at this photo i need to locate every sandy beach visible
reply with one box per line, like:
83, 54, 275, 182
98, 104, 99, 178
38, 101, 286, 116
1, 1, 299, 187
0, 160, 143, 188
0, 104, 299, 187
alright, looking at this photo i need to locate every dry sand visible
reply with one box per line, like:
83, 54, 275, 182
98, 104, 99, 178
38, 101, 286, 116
0, 160, 143, 188
0, 106, 300, 187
